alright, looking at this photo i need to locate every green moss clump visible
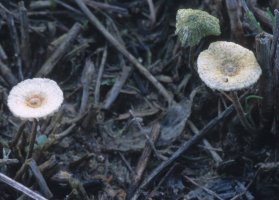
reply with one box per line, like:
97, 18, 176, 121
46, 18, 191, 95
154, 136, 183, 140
175, 9, 221, 47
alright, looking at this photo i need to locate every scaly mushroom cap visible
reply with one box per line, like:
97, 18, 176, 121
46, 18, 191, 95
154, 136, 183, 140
7, 78, 63, 121
175, 9, 220, 47
197, 41, 262, 91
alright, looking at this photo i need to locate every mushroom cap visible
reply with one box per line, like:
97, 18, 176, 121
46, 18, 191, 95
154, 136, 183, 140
7, 78, 63, 121
175, 9, 220, 47
197, 41, 262, 91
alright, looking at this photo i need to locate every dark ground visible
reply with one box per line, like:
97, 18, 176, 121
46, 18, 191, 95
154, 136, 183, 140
0, 0, 279, 199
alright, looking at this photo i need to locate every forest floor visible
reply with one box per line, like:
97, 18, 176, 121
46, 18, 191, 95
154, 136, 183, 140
0, 0, 279, 200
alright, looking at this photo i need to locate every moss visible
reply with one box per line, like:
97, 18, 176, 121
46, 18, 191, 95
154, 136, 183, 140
175, 9, 221, 47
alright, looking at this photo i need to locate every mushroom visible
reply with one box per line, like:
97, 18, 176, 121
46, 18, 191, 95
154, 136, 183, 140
197, 41, 262, 133
175, 9, 221, 47
7, 78, 63, 158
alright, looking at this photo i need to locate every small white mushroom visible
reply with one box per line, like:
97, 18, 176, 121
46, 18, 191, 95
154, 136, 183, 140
197, 41, 262, 91
7, 78, 64, 159
7, 78, 64, 121
197, 41, 262, 133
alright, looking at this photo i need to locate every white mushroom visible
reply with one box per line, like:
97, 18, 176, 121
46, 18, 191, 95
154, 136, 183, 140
7, 78, 64, 159
7, 78, 63, 121
197, 41, 262, 91
197, 41, 262, 133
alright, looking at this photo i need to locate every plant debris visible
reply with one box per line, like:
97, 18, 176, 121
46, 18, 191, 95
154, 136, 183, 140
0, 1, 278, 200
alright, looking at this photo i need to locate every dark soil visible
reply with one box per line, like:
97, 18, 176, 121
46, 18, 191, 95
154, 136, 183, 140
0, 0, 278, 200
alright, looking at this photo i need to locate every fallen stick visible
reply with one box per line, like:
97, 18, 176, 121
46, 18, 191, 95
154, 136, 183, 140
103, 65, 132, 110
0, 172, 47, 200
5, 8, 23, 80
255, 33, 273, 132
0, 158, 19, 166
139, 104, 235, 190
9, 121, 26, 148
19, 1, 31, 71
0, 44, 7, 60
28, 159, 53, 199
146, 0, 156, 27
94, 46, 107, 106
0, 60, 18, 86
183, 175, 224, 200
225, 0, 246, 43
127, 123, 160, 199
80, 58, 95, 114
272, 10, 279, 137
187, 120, 223, 164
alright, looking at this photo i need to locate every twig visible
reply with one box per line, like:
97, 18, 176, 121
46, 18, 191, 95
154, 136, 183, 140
29, 1, 51, 9
42, 124, 76, 151
69, 153, 95, 169
146, 0, 156, 27
74, 0, 173, 103
94, 46, 107, 106
187, 120, 223, 164
36, 23, 82, 77
0, 44, 8, 60
0, 158, 19, 166
184, 175, 224, 200
9, 121, 26, 148
5, 9, 24, 80
257, 161, 279, 170
83, 0, 129, 16
255, 33, 273, 132
176, 74, 191, 93
39, 155, 59, 177
229, 168, 261, 200
225, 0, 246, 43
242, 0, 263, 34
115, 108, 160, 121
127, 123, 160, 200
251, 6, 273, 30
0, 59, 18, 86
57, 0, 83, 15
229, 91, 258, 134
0, 173, 47, 200
274, 44, 279, 139
119, 152, 135, 175
102, 65, 132, 110
43, 110, 64, 136
146, 164, 178, 200
270, 10, 279, 63
28, 159, 53, 199
14, 160, 28, 181
19, 1, 31, 71
129, 110, 162, 159
139, 104, 235, 190
273, 10, 279, 138
0, 3, 14, 15
0, 3, 44, 37
80, 58, 95, 114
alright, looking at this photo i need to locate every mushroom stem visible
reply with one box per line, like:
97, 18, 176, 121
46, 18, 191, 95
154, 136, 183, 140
26, 120, 38, 159
230, 92, 257, 133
